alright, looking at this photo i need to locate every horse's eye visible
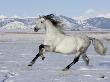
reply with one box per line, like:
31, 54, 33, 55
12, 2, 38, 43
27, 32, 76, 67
41, 21, 43, 23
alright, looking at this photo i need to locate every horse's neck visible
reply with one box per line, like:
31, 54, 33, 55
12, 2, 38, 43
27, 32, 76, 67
45, 21, 64, 38
44, 21, 65, 45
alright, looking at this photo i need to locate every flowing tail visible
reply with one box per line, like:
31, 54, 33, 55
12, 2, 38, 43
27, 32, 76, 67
89, 37, 107, 56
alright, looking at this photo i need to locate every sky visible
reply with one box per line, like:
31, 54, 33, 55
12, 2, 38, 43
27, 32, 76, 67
0, 0, 110, 18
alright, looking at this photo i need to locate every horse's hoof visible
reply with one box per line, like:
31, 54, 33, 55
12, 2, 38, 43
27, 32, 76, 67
86, 62, 89, 66
28, 64, 32, 66
42, 57, 45, 60
28, 61, 34, 66
86, 60, 89, 66
62, 68, 69, 71
99, 75, 105, 78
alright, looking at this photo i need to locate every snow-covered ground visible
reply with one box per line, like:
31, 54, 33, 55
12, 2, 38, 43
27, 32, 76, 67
0, 32, 110, 82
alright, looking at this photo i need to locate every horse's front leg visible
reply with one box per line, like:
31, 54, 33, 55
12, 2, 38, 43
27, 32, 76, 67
28, 44, 46, 66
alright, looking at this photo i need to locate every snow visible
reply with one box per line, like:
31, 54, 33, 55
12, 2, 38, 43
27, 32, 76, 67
0, 15, 110, 32
73, 16, 88, 21
0, 32, 110, 82
2, 21, 31, 30
0, 15, 6, 19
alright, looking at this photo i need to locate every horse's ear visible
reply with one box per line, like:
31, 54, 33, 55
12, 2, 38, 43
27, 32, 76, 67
39, 15, 42, 18
50, 13, 55, 17
43, 15, 46, 19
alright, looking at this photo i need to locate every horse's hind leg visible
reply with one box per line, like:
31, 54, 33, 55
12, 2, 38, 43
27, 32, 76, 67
82, 53, 89, 66
62, 52, 81, 71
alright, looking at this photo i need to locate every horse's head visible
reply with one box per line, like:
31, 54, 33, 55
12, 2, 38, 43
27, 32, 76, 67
34, 16, 46, 32
34, 14, 64, 33
34, 14, 58, 32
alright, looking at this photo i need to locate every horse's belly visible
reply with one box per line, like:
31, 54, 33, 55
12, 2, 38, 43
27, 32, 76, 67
55, 38, 77, 54
55, 47, 76, 54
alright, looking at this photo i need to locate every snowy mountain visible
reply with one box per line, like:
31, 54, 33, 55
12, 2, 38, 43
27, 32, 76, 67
59, 15, 102, 31
0, 18, 36, 28
0, 15, 110, 32
2, 21, 29, 29
0, 18, 36, 32
59, 15, 80, 30
86, 17, 110, 29
59, 15, 110, 31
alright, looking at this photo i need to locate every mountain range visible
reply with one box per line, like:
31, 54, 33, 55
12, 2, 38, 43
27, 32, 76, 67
0, 15, 110, 32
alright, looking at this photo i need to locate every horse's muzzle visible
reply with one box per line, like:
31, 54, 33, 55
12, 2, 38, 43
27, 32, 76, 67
34, 27, 39, 32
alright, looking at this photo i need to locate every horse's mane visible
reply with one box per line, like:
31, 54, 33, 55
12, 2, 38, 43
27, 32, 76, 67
43, 14, 65, 34
43, 14, 63, 27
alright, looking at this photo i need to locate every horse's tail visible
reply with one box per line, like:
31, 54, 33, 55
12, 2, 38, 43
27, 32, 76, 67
89, 37, 107, 56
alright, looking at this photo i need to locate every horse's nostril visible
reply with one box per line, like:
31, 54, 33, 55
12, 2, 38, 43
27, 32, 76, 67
34, 28, 36, 31
34, 28, 39, 32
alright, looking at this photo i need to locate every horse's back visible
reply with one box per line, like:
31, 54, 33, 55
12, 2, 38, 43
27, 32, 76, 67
55, 34, 90, 54
73, 34, 90, 48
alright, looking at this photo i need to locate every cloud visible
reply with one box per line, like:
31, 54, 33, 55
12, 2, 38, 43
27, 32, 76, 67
84, 9, 95, 14
98, 13, 110, 18
75, 8, 110, 19
73, 16, 89, 21
83, 9, 110, 18
0, 15, 7, 19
